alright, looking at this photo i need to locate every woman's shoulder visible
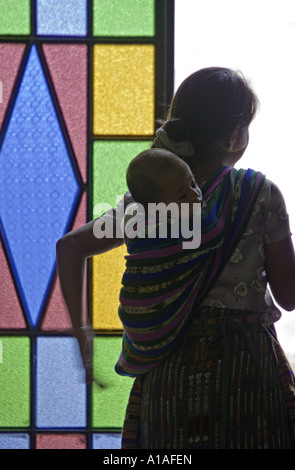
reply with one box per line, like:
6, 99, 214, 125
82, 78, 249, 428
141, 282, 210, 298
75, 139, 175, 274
257, 176, 286, 207
236, 167, 285, 204
250, 174, 291, 243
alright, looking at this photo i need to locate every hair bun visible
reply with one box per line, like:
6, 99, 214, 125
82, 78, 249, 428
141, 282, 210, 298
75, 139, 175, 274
163, 119, 189, 143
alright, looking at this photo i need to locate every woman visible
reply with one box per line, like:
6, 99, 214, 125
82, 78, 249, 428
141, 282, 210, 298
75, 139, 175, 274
56, 67, 295, 449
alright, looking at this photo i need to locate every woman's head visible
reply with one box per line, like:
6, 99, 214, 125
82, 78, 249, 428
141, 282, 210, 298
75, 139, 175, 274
162, 67, 258, 163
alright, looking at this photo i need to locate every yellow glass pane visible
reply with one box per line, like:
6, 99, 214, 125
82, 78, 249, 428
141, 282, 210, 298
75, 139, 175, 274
92, 245, 127, 331
93, 44, 154, 135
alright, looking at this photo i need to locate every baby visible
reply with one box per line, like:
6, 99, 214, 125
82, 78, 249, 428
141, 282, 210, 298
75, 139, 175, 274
126, 148, 202, 213
124, 148, 202, 248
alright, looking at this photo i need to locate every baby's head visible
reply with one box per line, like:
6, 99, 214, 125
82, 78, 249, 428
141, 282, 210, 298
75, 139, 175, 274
126, 148, 202, 213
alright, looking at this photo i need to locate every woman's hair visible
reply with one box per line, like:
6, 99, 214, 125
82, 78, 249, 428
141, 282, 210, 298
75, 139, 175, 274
162, 67, 258, 161
126, 149, 180, 208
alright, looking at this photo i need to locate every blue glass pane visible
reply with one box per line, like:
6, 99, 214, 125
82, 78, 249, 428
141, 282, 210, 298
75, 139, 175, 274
36, 0, 87, 36
0, 434, 30, 449
0, 45, 80, 328
36, 337, 86, 428
92, 433, 122, 449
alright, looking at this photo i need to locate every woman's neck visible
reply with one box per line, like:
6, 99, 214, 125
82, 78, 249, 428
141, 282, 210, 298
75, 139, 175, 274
188, 160, 225, 186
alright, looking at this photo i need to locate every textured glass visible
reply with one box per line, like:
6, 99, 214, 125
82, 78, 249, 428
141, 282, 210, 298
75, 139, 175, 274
36, 337, 86, 428
93, 45, 154, 135
0, 434, 30, 449
0, 337, 30, 427
0, 0, 170, 450
36, 433, 86, 449
0, 236, 26, 328
92, 433, 122, 449
36, 0, 87, 37
92, 247, 126, 331
93, 0, 155, 37
0, 45, 80, 328
92, 140, 150, 213
92, 140, 150, 331
0, 44, 27, 329
0, 0, 31, 35
41, 193, 87, 331
0, 44, 26, 132
92, 337, 134, 428
43, 45, 88, 183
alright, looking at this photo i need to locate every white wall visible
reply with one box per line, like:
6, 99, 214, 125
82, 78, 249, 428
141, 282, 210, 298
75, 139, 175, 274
175, 0, 295, 361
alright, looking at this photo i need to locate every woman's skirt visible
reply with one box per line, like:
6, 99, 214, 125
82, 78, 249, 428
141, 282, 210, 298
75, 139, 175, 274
121, 308, 295, 449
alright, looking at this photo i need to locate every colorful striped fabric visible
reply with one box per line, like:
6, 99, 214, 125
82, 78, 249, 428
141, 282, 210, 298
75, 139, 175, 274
122, 308, 295, 449
115, 166, 266, 376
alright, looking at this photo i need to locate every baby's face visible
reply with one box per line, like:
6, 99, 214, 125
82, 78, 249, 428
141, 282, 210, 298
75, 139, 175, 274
160, 160, 202, 216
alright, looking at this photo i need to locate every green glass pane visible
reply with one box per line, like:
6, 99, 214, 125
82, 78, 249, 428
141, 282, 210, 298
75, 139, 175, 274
92, 336, 134, 429
93, 0, 155, 37
92, 140, 151, 218
0, 337, 30, 427
0, 0, 31, 35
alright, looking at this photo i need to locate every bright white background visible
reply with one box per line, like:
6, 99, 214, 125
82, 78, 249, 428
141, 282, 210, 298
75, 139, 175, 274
175, 0, 295, 363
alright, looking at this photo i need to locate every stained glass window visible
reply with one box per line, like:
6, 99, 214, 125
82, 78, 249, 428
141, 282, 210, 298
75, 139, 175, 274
0, 0, 174, 450
0, 0, 31, 36
36, 0, 88, 37
93, 0, 155, 37
93, 44, 155, 136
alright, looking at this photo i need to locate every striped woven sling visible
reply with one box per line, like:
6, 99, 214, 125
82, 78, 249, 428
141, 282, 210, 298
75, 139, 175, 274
115, 166, 265, 377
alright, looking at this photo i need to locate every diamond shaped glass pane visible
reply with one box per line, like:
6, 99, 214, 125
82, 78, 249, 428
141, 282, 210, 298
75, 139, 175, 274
0, 45, 80, 328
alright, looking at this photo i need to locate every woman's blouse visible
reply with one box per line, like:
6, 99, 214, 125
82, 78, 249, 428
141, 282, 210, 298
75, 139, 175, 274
99, 177, 291, 318
199, 178, 291, 317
